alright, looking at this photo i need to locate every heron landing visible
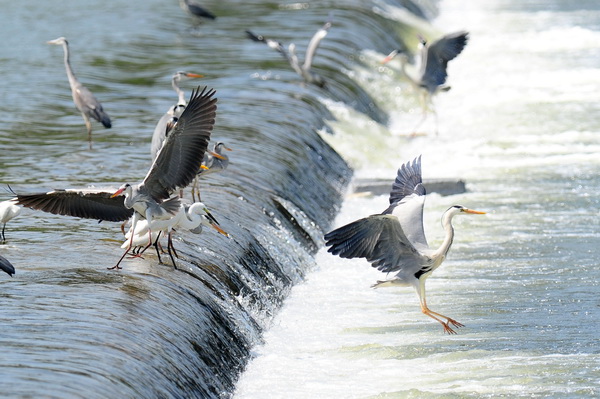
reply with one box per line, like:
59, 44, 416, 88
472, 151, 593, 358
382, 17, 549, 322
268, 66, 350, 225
324, 156, 485, 334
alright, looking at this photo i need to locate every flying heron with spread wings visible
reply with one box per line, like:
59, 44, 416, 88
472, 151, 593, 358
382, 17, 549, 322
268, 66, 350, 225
15, 87, 217, 269
47, 37, 112, 149
246, 18, 332, 87
382, 31, 469, 134
324, 156, 485, 334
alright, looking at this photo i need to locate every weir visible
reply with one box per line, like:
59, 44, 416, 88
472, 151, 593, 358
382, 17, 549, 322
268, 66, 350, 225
0, 1, 430, 397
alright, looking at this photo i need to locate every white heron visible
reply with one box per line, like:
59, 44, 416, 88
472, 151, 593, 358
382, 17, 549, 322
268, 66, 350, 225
14, 87, 217, 269
0, 200, 21, 242
246, 19, 332, 87
382, 31, 469, 134
324, 156, 485, 334
47, 37, 112, 149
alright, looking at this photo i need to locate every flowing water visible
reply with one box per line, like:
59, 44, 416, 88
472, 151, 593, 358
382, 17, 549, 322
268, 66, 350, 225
235, 0, 600, 398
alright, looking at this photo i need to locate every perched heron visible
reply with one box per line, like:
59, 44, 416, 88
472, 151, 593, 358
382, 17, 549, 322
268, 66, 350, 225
246, 18, 332, 87
47, 37, 112, 149
14, 86, 217, 270
123, 201, 228, 266
324, 156, 485, 334
191, 141, 232, 201
382, 31, 469, 134
0, 255, 15, 277
0, 200, 21, 242
179, 0, 216, 20
151, 71, 204, 162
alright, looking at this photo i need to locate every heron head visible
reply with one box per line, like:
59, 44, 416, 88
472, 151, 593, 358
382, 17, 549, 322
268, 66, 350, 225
110, 183, 131, 198
381, 49, 402, 64
47, 37, 67, 46
450, 205, 486, 216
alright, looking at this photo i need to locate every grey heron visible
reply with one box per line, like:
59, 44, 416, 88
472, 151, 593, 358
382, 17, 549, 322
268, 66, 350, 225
0, 200, 21, 242
0, 255, 15, 277
382, 31, 469, 134
14, 86, 217, 270
47, 37, 112, 149
179, 0, 216, 20
191, 141, 232, 201
246, 19, 332, 87
124, 201, 228, 266
324, 156, 485, 334
151, 71, 204, 162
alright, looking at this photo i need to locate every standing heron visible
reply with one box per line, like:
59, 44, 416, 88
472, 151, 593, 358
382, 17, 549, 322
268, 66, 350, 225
382, 31, 468, 134
324, 156, 485, 334
0, 255, 15, 277
123, 201, 228, 266
191, 141, 232, 201
47, 37, 112, 149
179, 0, 216, 20
246, 18, 332, 87
0, 200, 21, 242
151, 71, 204, 162
14, 87, 217, 269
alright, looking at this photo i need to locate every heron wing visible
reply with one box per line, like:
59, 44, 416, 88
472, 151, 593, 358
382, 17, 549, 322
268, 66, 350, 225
73, 84, 111, 128
142, 86, 217, 200
303, 21, 331, 72
385, 155, 428, 249
14, 188, 133, 222
324, 214, 425, 274
420, 31, 469, 89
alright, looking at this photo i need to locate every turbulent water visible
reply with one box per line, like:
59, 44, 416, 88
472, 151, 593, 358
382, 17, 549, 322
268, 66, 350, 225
235, 0, 600, 398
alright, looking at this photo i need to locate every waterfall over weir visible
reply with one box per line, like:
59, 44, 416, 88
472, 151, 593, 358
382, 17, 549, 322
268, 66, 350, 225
0, 1, 428, 397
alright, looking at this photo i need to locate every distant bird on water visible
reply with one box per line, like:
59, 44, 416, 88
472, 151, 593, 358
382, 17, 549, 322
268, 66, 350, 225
0, 255, 15, 277
179, 0, 216, 20
382, 31, 469, 134
324, 156, 485, 334
47, 37, 112, 149
151, 71, 204, 162
0, 200, 21, 242
14, 87, 217, 270
246, 18, 332, 87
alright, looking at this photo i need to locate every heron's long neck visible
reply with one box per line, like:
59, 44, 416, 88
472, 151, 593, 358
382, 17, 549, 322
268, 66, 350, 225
61, 42, 78, 87
432, 210, 455, 260
172, 79, 186, 106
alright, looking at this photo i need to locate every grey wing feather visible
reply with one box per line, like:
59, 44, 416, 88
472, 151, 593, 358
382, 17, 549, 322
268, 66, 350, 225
421, 31, 468, 89
143, 86, 217, 200
14, 189, 133, 222
388, 155, 425, 205
75, 85, 111, 128
303, 21, 331, 71
324, 214, 424, 274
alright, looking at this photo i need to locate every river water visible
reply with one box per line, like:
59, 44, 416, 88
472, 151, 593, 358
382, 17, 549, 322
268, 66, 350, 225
235, 0, 600, 398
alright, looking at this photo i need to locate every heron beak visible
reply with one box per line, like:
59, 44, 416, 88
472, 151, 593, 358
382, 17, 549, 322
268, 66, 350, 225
463, 208, 486, 215
110, 188, 125, 198
186, 73, 204, 78
209, 151, 227, 160
210, 223, 230, 237
200, 165, 210, 170
381, 55, 393, 64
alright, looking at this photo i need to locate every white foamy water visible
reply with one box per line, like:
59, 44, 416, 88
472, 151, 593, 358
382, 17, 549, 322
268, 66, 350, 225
235, 0, 600, 397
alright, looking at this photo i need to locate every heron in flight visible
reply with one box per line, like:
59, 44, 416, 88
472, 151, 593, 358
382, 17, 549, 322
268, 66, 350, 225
0, 200, 21, 242
0, 255, 15, 277
47, 37, 112, 149
151, 71, 204, 162
382, 31, 468, 134
191, 141, 232, 201
246, 18, 332, 87
179, 0, 216, 20
324, 156, 485, 334
15, 87, 217, 269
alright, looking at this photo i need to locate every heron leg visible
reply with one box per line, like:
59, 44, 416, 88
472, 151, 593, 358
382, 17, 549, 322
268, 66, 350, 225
1, 223, 5, 241
190, 176, 199, 202
109, 213, 139, 270
82, 113, 93, 150
417, 280, 463, 334
166, 232, 178, 269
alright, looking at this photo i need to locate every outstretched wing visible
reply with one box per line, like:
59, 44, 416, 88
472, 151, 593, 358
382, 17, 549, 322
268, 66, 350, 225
303, 20, 332, 72
143, 86, 217, 201
14, 188, 133, 222
385, 155, 428, 250
421, 31, 468, 89
324, 214, 425, 274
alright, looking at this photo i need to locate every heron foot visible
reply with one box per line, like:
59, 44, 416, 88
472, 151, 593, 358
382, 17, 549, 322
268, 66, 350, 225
107, 264, 122, 270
